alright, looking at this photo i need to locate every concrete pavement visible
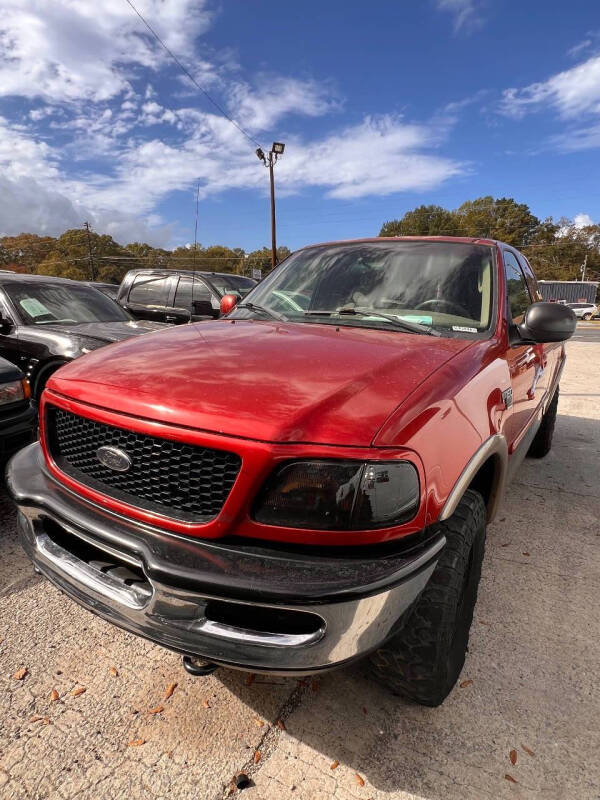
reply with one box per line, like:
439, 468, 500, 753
1, 330, 598, 800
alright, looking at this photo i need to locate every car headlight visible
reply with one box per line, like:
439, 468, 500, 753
0, 379, 28, 406
253, 460, 419, 530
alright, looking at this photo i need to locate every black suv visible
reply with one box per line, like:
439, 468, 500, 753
0, 274, 168, 400
0, 357, 34, 462
116, 269, 257, 324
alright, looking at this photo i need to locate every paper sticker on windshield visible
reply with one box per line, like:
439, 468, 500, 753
20, 298, 50, 317
452, 325, 478, 333
398, 315, 433, 325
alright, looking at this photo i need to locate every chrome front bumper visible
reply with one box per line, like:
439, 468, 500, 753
8, 443, 445, 675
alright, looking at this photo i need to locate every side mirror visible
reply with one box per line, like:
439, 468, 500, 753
192, 299, 217, 318
516, 302, 576, 344
219, 294, 239, 315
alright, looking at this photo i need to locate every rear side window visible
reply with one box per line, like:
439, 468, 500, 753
174, 276, 193, 309
129, 275, 169, 306
504, 252, 532, 323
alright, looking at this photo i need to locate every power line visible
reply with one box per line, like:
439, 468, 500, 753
122, 0, 262, 150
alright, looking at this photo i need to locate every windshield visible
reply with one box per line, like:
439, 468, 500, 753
209, 275, 256, 298
5, 282, 130, 326
236, 241, 495, 336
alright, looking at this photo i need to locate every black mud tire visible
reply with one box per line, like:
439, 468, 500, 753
527, 386, 559, 459
368, 490, 486, 707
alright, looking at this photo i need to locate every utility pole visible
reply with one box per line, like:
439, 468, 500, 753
193, 181, 200, 269
581, 253, 588, 282
83, 221, 96, 281
256, 142, 285, 271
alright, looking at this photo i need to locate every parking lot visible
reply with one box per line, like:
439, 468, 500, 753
1, 328, 598, 800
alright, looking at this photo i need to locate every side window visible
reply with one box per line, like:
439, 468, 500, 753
174, 276, 193, 310
193, 280, 212, 304
504, 252, 532, 324
128, 275, 169, 306
517, 253, 542, 302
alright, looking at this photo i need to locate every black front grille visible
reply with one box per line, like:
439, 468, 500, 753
46, 406, 242, 522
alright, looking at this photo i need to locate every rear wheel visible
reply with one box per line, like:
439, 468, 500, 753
368, 490, 486, 706
527, 386, 559, 458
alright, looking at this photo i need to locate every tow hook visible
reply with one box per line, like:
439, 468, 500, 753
182, 655, 219, 676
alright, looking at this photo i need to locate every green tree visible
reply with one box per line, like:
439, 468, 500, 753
0, 233, 57, 273
246, 246, 291, 274
380, 205, 461, 237
38, 228, 136, 283
125, 242, 170, 268
455, 196, 540, 246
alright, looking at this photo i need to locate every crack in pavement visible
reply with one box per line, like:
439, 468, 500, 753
218, 680, 310, 799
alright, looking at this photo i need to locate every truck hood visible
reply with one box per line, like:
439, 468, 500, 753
49, 320, 470, 446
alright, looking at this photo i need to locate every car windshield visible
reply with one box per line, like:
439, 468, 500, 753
5, 282, 131, 325
236, 241, 495, 336
209, 275, 256, 298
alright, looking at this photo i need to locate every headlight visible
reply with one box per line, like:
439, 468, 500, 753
0, 379, 27, 406
253, 460, 419, 530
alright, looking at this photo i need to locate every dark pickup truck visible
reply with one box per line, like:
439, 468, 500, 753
8, 237, 576, 705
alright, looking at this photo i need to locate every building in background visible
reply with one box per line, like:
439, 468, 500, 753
538, 281, 599, 304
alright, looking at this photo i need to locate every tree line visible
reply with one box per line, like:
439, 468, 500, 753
380, 196, 600, 282
0, 229, 291, 285
1, 195, 597, 285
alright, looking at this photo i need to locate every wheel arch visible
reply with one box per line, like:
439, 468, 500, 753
439, 434, 508, 523
33, 359, 69, 401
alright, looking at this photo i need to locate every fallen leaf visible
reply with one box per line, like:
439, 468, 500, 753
29, 715, 43, 722
128, 739, 146, 747
71, 687, 86, 697
459, 679, 473, 688
330, 760, 339, 770
253, 750, 261, 764
509, 749, 518, 765
13, 667, 28, 680
522, 744, 535, 757
505, 774, 518, 784
253, 716, 264, 727
30, 716, 50, 725
276, 718, 286, 731
362, 706, 368, 715
501, 542, 511, 547
109, 667, 119, 677
522, 552, 530, 557
148, 705, 164, 715
164, 682, 178, 700
355, 773, 365, 787
202, 699, 211, 709
245, 673, 256, 687
50, 689, 59, 702
479, 619, 491, 626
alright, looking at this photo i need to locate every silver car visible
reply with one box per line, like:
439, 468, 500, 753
566, 302, 598, 320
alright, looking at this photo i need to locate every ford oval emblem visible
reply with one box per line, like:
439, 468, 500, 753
96, 445, 132, 473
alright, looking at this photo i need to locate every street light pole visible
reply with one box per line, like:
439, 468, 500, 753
268, 151, 277, 272
257, 142, 285, 272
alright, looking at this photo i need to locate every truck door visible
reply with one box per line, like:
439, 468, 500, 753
125, 273, 173, 322
503, 250, 545, 456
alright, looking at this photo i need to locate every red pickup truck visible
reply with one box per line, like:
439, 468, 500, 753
8, 237, 576, 706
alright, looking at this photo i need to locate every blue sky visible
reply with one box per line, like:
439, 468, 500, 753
1, 0, 600, 250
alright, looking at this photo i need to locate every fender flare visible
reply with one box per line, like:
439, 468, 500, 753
33, 359, 68, 401
439, 434, 508, 523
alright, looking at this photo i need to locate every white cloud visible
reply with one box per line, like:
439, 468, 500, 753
435, 0, 484, 32
573, 213, 594, 228
0, 0, 214, 104
0, 0, 467, 245
501, 55, 600, 118
230, 77, 340, 130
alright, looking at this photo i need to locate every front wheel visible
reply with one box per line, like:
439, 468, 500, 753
582, 313, 592, 321
527, 386, 559, 458
368, 490, 486, 706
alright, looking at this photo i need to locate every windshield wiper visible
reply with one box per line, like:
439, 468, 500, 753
304, 308, 440, 336
236, 302, 288, 322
